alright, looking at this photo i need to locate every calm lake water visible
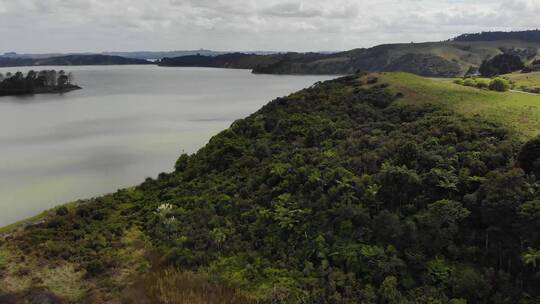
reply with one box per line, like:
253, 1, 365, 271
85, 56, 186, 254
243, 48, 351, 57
0, 65, 333, 226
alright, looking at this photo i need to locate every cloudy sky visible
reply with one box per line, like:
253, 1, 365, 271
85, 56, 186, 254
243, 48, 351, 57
0, 0, 538, 53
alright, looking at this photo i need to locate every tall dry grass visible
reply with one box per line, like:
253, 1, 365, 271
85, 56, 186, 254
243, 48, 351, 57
141, 268, 252, 304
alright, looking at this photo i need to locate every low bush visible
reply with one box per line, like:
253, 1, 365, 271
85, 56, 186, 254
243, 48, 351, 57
475, 79, 489, 89
463, 78, 476, 87
489, 77, 511, 92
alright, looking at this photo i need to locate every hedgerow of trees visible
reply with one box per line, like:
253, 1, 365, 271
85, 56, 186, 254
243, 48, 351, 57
453, 77, 511, 92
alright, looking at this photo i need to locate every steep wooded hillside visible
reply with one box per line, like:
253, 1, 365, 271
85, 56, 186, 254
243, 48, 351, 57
1, 73, 540, 303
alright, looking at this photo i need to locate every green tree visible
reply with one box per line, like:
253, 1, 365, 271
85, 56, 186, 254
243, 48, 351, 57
379, 276, 405, 304
523, 248, 540, 269
417, 200, 470, 252
377, 163, 421, 209
518, 137, 540, 177
488, 78, 510, 92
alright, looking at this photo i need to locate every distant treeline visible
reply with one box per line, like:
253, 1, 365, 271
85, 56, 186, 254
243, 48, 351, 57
0, 70, 80, 96
0, 54, 151, 68
158, 52, 286, 69
453, 30, 540, 42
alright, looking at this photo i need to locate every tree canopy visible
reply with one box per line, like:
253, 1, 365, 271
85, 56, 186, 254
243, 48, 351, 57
479, 54, 524, 77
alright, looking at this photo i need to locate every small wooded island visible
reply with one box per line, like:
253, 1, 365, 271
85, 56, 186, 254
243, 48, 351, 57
0, 70, 81, 96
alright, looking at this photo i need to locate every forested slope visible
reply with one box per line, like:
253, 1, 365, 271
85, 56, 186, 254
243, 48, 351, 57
1, 73, 540, 303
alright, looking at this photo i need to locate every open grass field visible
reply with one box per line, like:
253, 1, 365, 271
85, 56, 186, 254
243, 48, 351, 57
378, 72, 540, 139
504, 71, 540, 89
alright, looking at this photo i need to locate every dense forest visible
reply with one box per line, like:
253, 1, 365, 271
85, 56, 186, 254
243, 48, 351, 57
479, 54, 525, 77
0, 70, 80, 96
1, 74, 539, 303
139, 75, 540, 303
453, 30, 540, 43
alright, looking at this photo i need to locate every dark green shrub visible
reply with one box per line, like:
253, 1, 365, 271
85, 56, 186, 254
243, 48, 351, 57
519, 137, 540, 177
453, 79, 464, 85
55, 206, 69, 216
463, 78, 476, 87
475, 79, 489, 89
479, 53, 524, 77
489, 78, 510, 92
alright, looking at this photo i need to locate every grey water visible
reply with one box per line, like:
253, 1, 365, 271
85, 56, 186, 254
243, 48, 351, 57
0, 65, 333, 226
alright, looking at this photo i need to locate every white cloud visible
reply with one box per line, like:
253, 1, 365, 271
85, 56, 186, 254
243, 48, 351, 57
0, 0, 538, 53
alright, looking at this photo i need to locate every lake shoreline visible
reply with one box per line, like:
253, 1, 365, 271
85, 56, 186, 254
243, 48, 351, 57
0, 65, 333, 226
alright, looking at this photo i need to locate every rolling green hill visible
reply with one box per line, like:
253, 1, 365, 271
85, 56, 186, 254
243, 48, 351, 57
159, 40, 540, 78
253, 40, 540, 77
1, 72, 540, 303
157, 31, 540, 77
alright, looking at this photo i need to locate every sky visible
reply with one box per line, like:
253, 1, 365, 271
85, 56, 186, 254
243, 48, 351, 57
0, 0, 538, 53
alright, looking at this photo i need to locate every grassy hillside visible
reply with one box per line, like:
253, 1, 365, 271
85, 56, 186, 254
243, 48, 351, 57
155, 31, 540, 77
251, 40, 540, 77
158, 39, 540, 77
2, 73, 540, 303
504, 71, 540, 93
506, 71, 540, 87
377, 72, 540, 139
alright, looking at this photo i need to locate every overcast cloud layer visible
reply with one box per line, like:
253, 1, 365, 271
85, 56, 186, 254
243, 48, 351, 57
0, 0, 538, 53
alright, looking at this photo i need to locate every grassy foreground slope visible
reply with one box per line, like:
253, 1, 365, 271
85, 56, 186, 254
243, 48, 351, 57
1, 73, 540, 303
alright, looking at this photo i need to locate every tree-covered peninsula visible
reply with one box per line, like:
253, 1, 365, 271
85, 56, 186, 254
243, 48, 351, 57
1, 72, 539, 303
0, 70, 81, 96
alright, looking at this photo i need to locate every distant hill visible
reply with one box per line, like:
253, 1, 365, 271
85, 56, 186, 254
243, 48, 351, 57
158, 52, 317, 69
4, 30, 540, 76
252, 39, 540, 77
252, 45, 466, 77
102, 49, 228, 60
104, 50, 279, 60
453, 30, 540, 42
0, 54, 151, 67
2, 50, 281, 61
158, 30, 540, 77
